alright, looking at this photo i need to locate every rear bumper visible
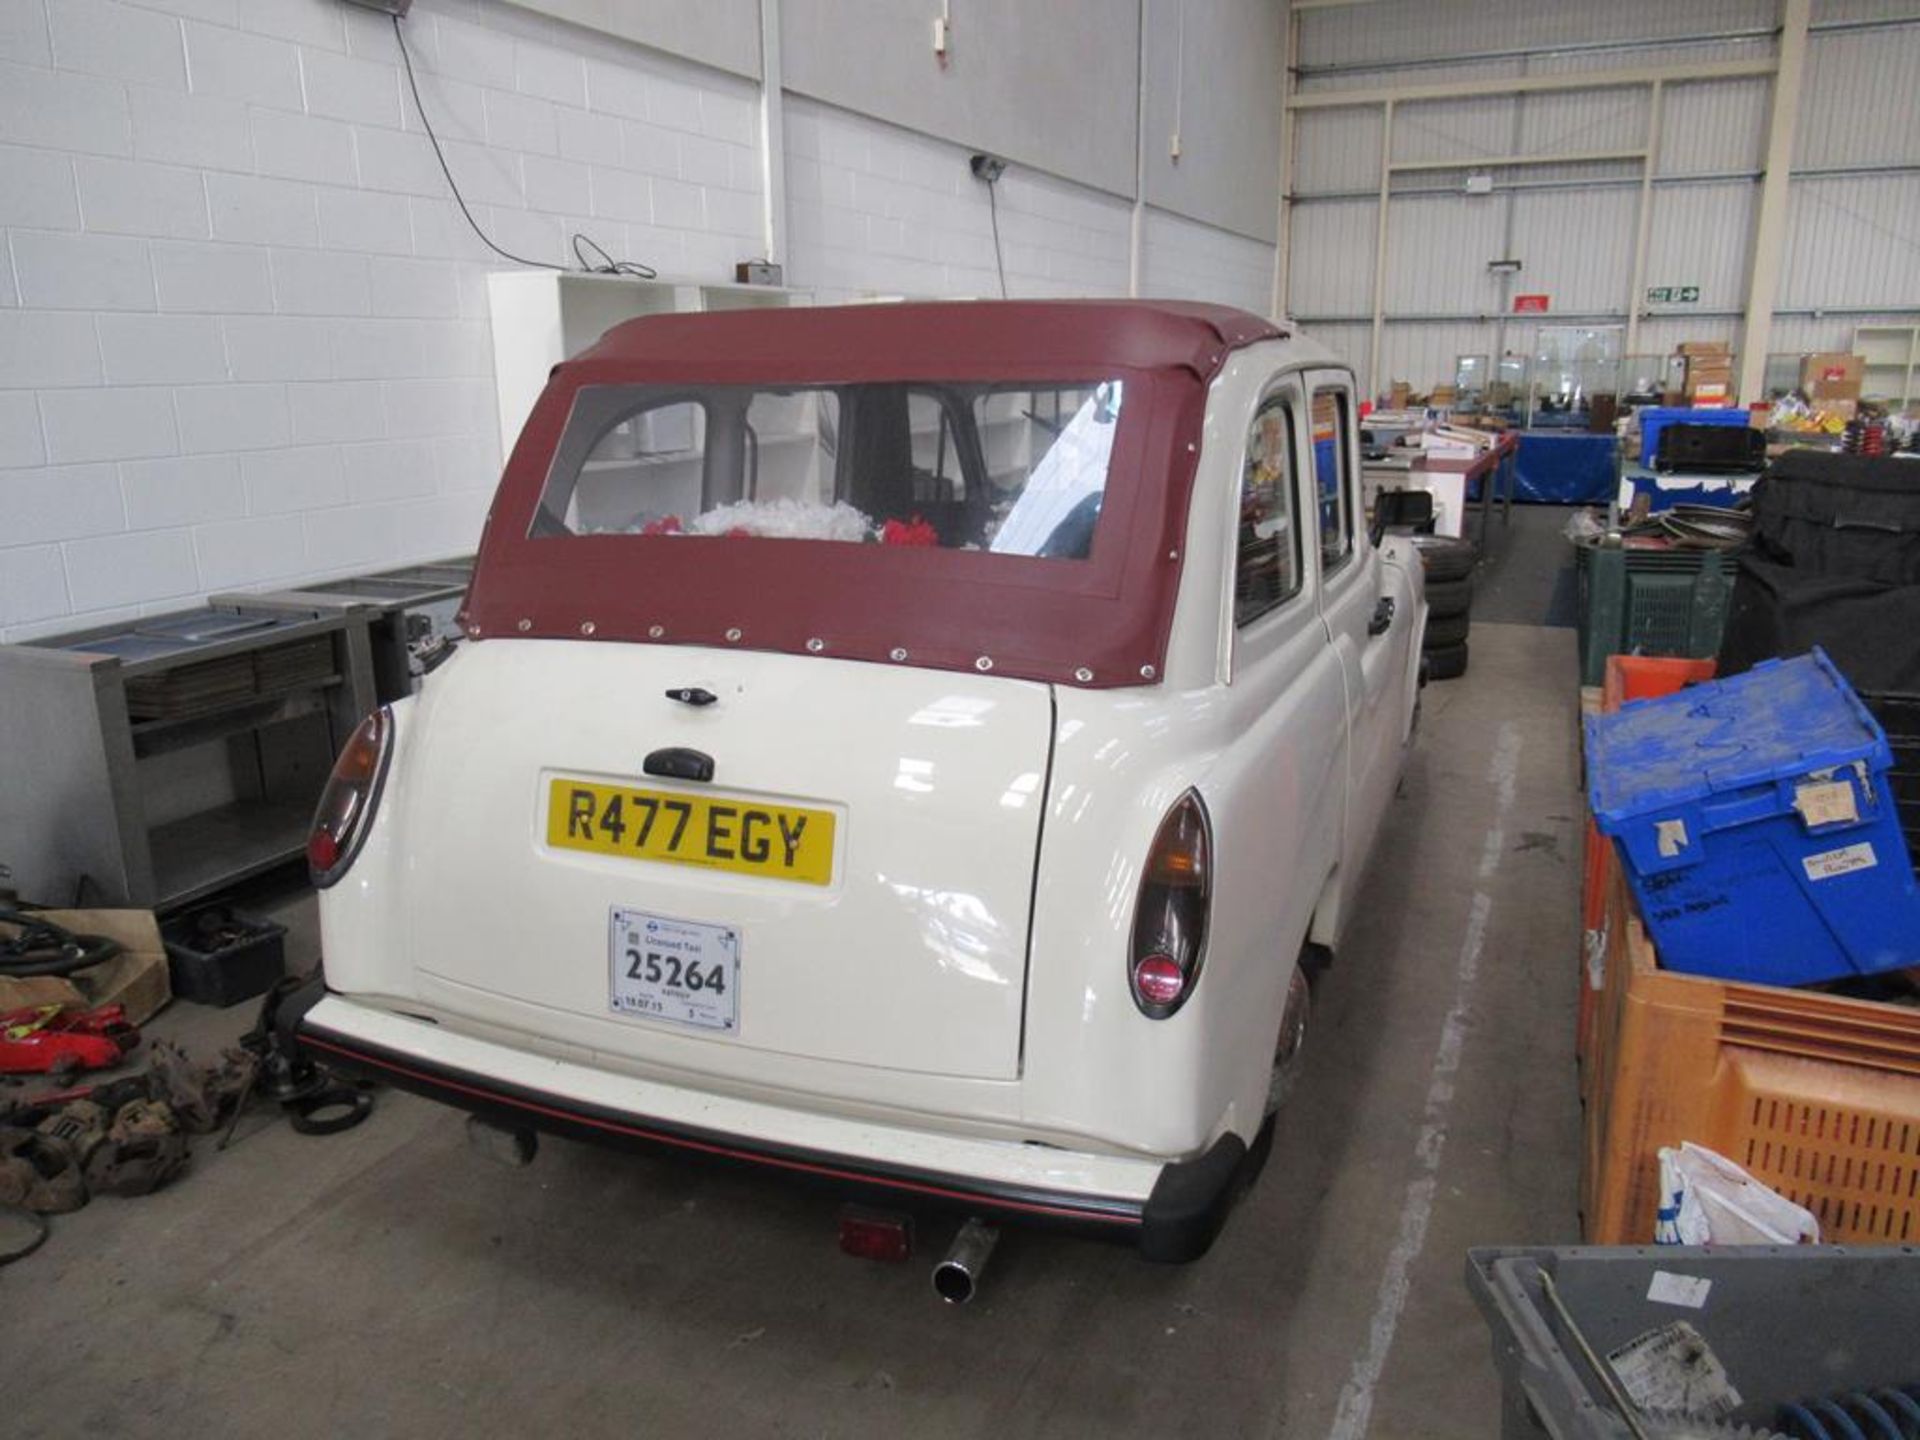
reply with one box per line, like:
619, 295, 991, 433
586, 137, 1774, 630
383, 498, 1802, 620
283, 978, 1258, 1262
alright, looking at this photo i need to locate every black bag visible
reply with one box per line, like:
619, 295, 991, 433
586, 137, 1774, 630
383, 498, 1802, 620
1718, 551, 1920, 692
1751, 451, 1920, 583
1654, 422, 1766, 475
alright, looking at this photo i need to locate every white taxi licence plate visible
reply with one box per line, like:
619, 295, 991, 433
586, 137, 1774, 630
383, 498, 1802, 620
609, 908, 739, 1033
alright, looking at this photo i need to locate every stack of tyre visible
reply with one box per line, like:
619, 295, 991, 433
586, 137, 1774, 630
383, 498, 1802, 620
1415, 535, 1476, 680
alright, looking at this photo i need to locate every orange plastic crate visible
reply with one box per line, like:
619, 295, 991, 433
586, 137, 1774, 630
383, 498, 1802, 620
1581, 869, 1920, 1245
1600, 654, 1717, 713
1576, 657, 1718, 1089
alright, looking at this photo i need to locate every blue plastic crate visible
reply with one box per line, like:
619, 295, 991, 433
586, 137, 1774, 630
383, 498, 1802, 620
1586, 648, 1920, 985
1637, 406, 1747, 468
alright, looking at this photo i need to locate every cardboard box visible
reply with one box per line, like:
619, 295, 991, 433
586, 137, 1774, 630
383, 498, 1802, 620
1800, 352, 1864, 402
1678, 340, 1731, 358
0, 909, 172, 1024
1429, 384, 1458, 406
1684, 351, 1732, 394
1388, 381, 1412, 409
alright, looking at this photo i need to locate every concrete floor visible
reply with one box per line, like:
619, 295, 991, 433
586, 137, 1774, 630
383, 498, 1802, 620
1470, 504, 1579, 630
2, 621, 1582, 1440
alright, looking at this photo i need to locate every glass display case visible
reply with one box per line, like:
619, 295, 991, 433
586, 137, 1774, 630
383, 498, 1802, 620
1754, 352, 1803, 401
1488, 353, 1528, 416
1453, 354, 1489, 408
1525, 326, 1624, 428
1621, 353, 1685, 404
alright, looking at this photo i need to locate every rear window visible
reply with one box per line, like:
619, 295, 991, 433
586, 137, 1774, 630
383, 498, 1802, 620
532, 381, 1124, 560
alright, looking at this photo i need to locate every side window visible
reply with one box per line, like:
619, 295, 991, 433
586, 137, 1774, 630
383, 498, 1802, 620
1235, 395, 1302, 628
545, 397, 708, 535
1310, 389, 1353, 572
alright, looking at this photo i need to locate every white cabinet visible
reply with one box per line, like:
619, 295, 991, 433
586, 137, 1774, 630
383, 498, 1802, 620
486, 271, 810, 458
1852, 324, 1919, 413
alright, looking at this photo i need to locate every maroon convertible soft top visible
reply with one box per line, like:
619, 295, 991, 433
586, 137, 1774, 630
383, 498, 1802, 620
462, 299, 1282, 689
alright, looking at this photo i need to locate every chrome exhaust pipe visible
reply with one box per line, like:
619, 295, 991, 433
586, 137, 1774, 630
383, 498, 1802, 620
932, 1218, 998, 1304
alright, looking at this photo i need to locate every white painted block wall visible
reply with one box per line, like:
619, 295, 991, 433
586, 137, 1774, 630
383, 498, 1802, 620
0, 0, 762, 640
784, 97, 1275, 316
1, 0, 1278, 641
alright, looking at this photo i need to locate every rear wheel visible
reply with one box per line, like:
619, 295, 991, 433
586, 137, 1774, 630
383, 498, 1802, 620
1265, 965, 1313, 1115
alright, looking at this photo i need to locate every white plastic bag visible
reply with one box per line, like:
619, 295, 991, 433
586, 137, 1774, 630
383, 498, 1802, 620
1655, 1142, 1821, 1245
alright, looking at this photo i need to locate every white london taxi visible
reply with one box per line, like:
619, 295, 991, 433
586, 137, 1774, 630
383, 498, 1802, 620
286, 300, 1426, 1265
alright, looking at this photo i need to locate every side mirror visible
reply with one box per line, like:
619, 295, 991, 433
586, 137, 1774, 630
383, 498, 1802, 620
1372, 488, 1433, 546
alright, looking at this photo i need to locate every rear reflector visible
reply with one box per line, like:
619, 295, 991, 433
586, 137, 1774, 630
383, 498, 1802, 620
305, 829, 340, 873
1132, 953, 1186, 1007
837, 1204, 913, 1263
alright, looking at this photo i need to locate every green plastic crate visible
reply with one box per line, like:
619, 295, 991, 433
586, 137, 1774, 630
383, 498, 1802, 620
1574, 544, 1733, 687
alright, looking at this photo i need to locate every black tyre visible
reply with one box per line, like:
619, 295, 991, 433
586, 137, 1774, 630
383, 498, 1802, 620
1425, 611, 1471, 648
1425, 576, 1473, 617
1413, 535, 1477, 583
1426, 640, 1469, 680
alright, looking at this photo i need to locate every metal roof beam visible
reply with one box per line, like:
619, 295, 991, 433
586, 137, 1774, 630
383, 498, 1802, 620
1287, 57, 1776, 110
1296, 27, 1776, 79
1387, 149, 1646, 173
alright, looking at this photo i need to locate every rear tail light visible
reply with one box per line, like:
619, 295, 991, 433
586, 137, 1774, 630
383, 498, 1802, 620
1128, 789, 1212, 1018
308, 707, 393, 888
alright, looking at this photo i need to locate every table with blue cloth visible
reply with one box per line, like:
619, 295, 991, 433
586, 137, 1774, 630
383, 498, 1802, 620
1508, 431, 1618, 505
1616, 463, 1758, 513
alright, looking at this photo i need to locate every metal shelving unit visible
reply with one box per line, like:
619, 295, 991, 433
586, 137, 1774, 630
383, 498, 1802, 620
0, 607, 376, 910
1853, 323, 1920, 411
217, 555, 474, 705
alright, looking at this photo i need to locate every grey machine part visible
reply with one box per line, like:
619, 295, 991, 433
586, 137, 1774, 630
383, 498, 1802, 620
1466, 1245, 1917, 1440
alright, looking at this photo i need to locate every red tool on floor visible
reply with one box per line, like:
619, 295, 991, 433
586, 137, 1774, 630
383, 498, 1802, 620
0, 1005, 140, 1075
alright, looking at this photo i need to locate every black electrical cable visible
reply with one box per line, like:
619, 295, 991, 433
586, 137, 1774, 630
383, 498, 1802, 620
0, 909, 120, 978
390, 15, 655, 281
284, 1086, 376, 1136
571, 233, 656, 279
0, 1204, 48, 1268
986, 180, 1008, 299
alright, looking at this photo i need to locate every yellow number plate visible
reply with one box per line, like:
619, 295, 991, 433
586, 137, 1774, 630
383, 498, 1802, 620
546, 778, 836, 887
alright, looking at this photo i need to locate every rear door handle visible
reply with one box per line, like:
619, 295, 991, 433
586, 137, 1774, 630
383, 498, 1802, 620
644, 747, 715, 783
1368, 597, 1396, 637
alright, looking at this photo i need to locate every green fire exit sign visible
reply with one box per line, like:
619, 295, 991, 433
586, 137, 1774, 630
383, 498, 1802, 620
1647, 285, 1701, 304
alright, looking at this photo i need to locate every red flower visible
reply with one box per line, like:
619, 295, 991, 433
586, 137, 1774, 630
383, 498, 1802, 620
640, 515, 682, 536
880, 515, 939, 547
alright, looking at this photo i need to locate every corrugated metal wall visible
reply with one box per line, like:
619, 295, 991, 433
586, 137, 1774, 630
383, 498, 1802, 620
1286, 0, 1920, 398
